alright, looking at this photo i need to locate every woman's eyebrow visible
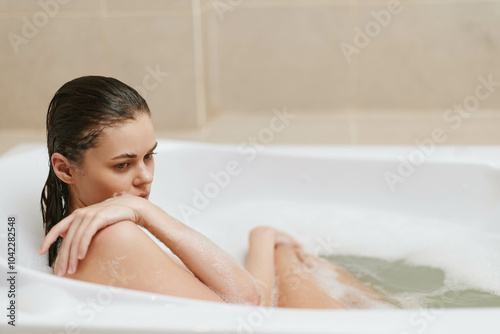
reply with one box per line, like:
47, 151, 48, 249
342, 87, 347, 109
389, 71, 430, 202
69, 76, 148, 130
150, 141, 158, 152
112, 153, 136, 160
112, 142, 158, 160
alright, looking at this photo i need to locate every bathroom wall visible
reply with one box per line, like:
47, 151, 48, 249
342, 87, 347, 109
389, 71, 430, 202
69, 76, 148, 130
212, 0, 500, 112
1, 0, 499, 144
1, 0, 201, 130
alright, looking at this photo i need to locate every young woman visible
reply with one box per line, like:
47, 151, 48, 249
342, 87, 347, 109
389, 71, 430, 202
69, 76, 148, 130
38, 76, 392, 308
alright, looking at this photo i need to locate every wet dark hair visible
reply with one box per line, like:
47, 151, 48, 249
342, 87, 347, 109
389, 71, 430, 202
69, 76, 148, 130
41, 76, 150, 267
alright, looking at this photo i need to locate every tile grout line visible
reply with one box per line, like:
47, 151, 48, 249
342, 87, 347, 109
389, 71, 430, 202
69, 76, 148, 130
208, 5, 222, 117
192, 0, 208, 127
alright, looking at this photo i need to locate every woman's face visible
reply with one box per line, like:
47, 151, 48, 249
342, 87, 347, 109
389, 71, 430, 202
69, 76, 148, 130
69, 113, 157, 210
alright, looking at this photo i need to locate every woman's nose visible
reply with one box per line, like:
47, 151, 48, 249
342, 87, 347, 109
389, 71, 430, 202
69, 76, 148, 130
134, 162, 153, 185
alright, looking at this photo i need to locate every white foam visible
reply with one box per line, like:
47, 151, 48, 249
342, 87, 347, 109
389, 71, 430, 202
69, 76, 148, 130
192, 199, 500, 297
310, 263, 396, 309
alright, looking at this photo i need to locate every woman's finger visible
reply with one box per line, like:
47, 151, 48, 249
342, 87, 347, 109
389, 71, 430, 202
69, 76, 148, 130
77, 213, 107, 260
68, 212, 98, 274
40, 200, 141, 275
54, 213, 87, 276
38, 214, 74, 255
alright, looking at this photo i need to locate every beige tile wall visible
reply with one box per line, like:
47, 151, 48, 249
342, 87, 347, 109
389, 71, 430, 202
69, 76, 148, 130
213, 1, 354, 112
1, 0, 200, 130
1, 0, 499, 146
211, 0, 500, 113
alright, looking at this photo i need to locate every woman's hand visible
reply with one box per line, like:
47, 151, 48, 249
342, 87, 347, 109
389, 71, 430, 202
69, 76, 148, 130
250, 226, 302, 250
38, 195, 148, 276
274, 229, 302, 250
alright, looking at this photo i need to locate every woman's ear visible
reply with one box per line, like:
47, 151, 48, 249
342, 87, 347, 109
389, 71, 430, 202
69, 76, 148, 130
51, 153, 76, 184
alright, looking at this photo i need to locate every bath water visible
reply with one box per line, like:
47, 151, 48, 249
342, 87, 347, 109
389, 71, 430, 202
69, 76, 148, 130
193, 199, 500, 309
323, 254, 500, 308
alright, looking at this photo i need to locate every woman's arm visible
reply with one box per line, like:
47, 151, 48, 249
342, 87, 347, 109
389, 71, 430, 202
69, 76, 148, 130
138, 202, 260, 304
39, 196, 260, 305
64, 220, 226, 302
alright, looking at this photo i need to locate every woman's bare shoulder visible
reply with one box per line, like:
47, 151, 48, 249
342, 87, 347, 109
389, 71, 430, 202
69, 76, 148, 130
90, 220, 146, 250
62, 220, 223, 302
62, 220, 157, 283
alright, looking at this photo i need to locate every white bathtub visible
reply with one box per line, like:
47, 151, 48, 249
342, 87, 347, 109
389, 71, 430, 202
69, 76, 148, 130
1, 140, 500, 333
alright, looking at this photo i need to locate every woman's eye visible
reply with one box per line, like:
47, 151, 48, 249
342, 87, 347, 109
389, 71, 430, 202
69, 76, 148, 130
145, 152, 157, 160
115, 163, 129, 170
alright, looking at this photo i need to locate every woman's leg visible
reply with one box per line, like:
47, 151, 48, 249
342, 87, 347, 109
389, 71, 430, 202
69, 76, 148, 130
274, 246, 391, 309
274, 246, 345, 308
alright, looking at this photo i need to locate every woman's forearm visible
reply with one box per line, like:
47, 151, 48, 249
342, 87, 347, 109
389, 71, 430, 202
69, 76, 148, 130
246, 227, 277, 306
136, 200, 260, 305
